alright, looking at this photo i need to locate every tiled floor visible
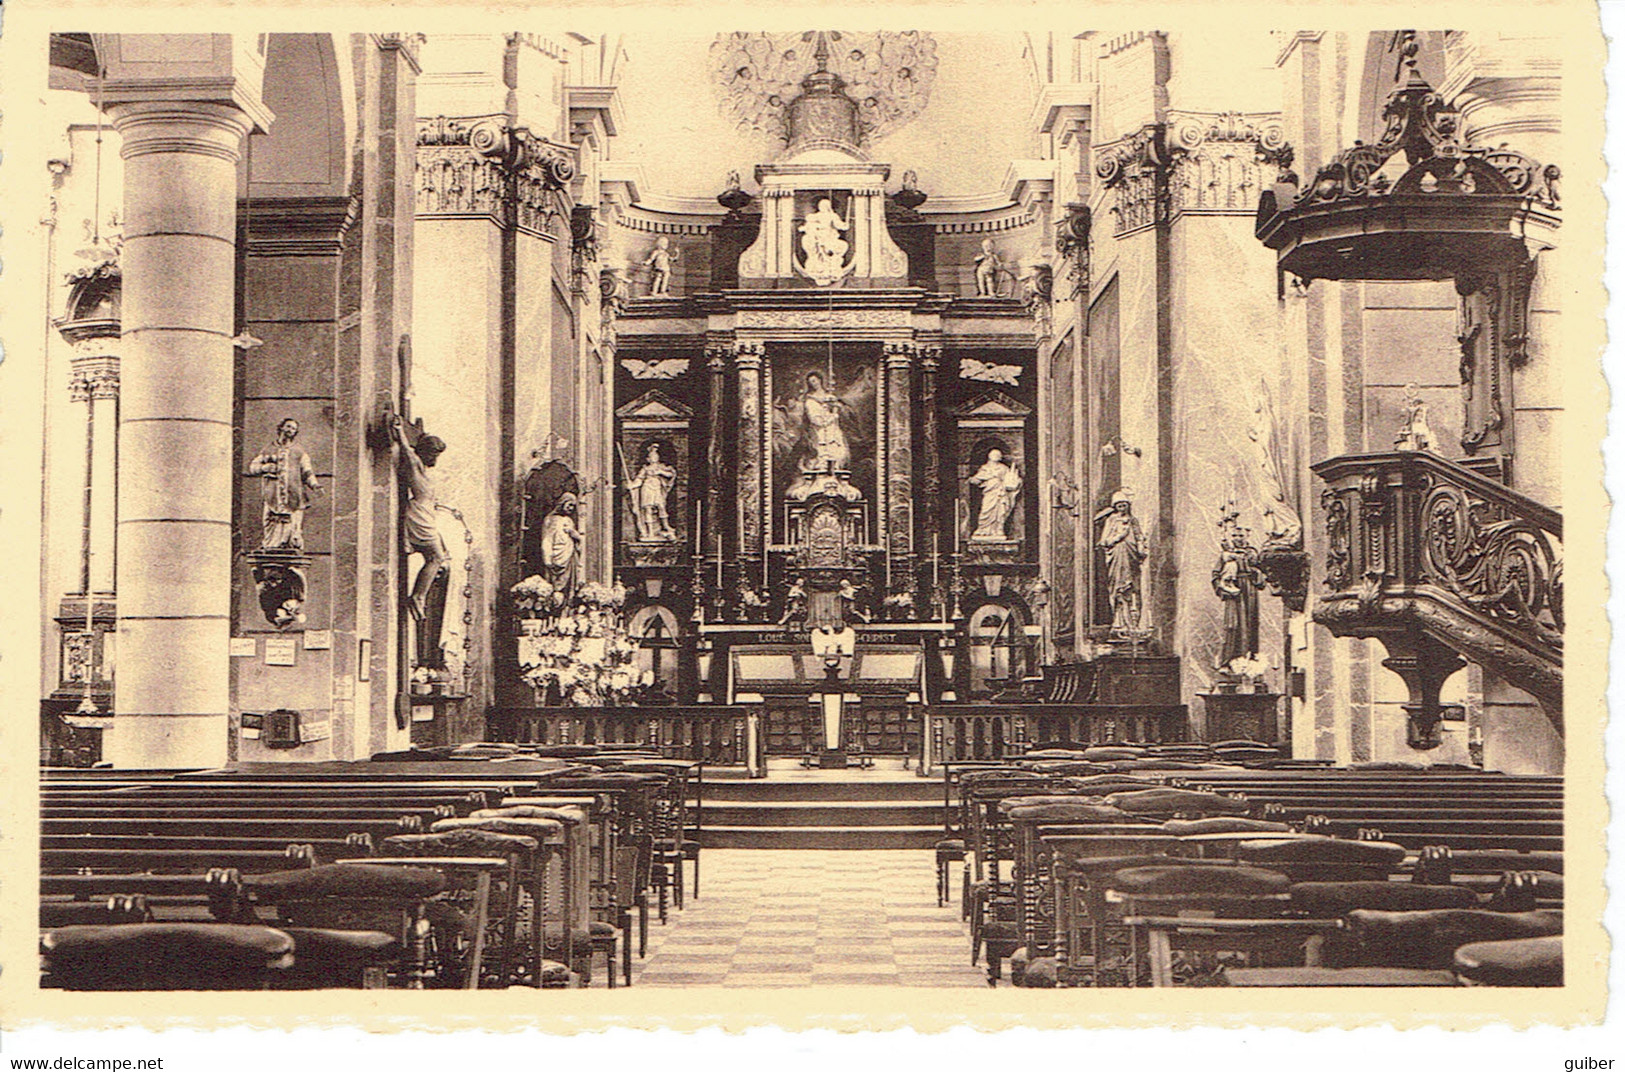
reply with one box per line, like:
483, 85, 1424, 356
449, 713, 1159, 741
618, 850, 987, 988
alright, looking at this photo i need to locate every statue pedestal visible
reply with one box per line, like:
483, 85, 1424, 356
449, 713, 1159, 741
1200, 690, 1283, 743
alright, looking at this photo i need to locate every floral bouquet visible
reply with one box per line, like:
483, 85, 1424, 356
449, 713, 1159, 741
511, 574, 558, 617
517, 579, 641, 706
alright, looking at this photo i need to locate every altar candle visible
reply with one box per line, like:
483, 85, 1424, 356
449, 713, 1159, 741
696, 501, 703, 556
933, 533, 939, 589
716, 534, 723, 588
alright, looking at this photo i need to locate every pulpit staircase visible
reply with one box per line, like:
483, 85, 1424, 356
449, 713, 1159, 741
1313, 451, 1563, 737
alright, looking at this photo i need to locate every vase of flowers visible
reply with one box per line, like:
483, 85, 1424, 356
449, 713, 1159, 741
515, 577, 640, 707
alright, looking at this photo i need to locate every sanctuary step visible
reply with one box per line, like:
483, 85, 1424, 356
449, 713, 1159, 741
691, 765, 943, 850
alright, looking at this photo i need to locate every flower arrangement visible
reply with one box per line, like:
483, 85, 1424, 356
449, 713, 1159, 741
1220, 656, 1272, 692
511, 574, 558, 617
411, 665, 454, 694
515, 577, 641, 706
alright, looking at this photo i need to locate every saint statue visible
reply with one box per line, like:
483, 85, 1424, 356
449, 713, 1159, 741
1095, 489, 1147, 635
643, 236, 673, 296
244, 417, 320, 551
1213, 515, 1263, 668
974, 238, 1002, 297
625, 442, 677, 542
799, 371, 852, 473
1395, 382, 1435, 454
969, 448, 1022, 541
541, 491, 583, 598
799, 198, 850, 285
391, 415, 448, 622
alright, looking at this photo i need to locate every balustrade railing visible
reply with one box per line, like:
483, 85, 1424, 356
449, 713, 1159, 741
487, 706, 765, 776
1314, 451, 1562, 721
919, 703, 1188, 774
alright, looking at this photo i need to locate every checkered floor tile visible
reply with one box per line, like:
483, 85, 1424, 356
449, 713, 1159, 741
602, 850, 987, 988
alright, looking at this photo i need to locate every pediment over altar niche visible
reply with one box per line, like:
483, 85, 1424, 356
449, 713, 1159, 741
615, 390, 694, 422
951, 390, 1031, 420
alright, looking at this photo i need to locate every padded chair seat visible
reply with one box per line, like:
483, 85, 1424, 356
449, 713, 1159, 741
1104, 788, 1250, 816
935, 839, 967, 854
1022, 956, 1059, 987
1081, 747, 1146, 761
40, 900, 150, 928
981, 922, 1021, 943
282, 927, 400, 965
431, 816, 564, 839
589, 920, 618, 938
1222, 966, 1459, 987
473, 805, 584, 824
1449, 850, 1566, 875
537, 960, 573, 986
996, 794, 1088, 811
1163, 817, 1292, 837
1122, 759, 1209, 770
1065, 854, 1219, 877
1290, 881, 1480, 916
42, 924, 295, 987
1108, 865, 1291, 898
1348, 909, 1563, 970
1453, 935, 1563, 986
246, 864, 447, 902
1064, 774, 1159, 790
1007, 802, 1134, 824
381, 829, 539, 856
1236, 836, 1408, 867
537, 771, 665, 785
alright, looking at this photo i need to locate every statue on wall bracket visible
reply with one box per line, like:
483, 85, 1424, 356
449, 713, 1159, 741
1212, 501, 1264, 669
1095, 488, 1148, 638
243, 416, 319, 630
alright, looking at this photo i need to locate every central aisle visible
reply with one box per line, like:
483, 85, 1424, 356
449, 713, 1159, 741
625, 850, 987, 987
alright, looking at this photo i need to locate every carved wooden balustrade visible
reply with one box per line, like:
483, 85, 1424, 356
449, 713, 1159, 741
920, 703, 1189, 774
487, 706, 765, 775
1313, 451, 1562, 733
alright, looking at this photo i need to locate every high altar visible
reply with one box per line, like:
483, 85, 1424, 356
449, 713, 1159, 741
596, 33, 1180, 760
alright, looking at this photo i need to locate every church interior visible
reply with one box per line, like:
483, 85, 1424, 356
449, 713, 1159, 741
33, 29, 1569, 991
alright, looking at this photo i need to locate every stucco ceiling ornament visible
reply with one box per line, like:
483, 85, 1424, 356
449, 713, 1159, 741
709, 31, 939, 147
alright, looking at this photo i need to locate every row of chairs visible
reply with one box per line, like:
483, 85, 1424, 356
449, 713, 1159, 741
40, 744, 705, 990
935, 743, 1563, 988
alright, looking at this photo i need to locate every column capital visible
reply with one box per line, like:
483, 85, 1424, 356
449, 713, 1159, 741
107, 100, 258, 164
883, 340, 916, 367
734, 341, 764, 370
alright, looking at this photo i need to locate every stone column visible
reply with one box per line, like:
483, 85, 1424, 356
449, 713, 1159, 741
106, 98, 261, 768
705, 343, 729, 596
80, 358, 121, 594
734, 342, 764, 568
884, 341, 915, 590
919, 345, 942, 611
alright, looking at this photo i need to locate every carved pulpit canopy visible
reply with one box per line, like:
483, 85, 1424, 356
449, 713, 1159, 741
1256, 32, 1560, 282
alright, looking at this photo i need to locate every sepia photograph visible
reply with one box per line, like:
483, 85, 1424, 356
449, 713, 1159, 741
0, 4, 1612, 1051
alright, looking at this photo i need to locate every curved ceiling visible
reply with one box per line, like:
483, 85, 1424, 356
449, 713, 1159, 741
610, 31, 1040, 207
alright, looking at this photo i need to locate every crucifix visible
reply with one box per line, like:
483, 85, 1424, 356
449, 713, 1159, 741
387, 334, 450, 730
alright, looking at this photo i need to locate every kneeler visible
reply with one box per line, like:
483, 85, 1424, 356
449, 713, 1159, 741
430, 814, 575, 987
1453, 934, 1563, 987
382, 827, 541, 988
241, 863, 448, 988
1104, 864, 1295, 987
465, 805, 612, 983
41, 923, 295, 990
